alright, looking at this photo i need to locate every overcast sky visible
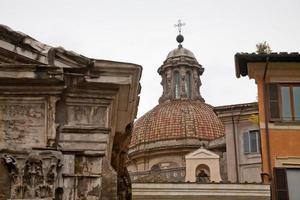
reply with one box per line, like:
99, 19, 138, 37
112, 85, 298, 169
1, 0, 300, 117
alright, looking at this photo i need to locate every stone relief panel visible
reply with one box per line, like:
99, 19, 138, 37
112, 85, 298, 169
75, 156, 102, 175
67, 105, 107, 127
77, 177, 101, 200
0, 99, 47, 148
61, 155, 102, 200
0, 151, 63, 199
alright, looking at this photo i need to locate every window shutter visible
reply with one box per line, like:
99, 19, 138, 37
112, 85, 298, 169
269, 84, 280, 120
250, 131, 258, 153
243, 132, 250, 153
274, 168, 289, 200
257, 130, 261, 153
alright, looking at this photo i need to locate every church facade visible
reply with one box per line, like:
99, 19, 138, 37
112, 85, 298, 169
127, 31, 270, 199
128, 37, 226, 183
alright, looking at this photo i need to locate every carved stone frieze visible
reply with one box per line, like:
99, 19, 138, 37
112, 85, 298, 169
0, 101, 46, 148
1, 151, 63, 199
67, 105, 107, 127
0, 97, 59, 149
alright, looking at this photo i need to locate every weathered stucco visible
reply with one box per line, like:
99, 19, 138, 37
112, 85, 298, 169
215, 103, 262, 183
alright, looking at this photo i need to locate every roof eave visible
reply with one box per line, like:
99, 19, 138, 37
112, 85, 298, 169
234, 52, 300, 78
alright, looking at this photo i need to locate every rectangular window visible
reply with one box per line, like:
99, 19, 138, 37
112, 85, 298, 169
293, 87, 300, 121
243, 130, 260, 154
274, 168, 300, 200
281, 86, 292, 121
287, 169, 300, 200
269, 84, 300, 122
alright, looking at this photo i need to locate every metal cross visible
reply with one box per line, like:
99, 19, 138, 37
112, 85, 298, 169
174, 19, 186, 34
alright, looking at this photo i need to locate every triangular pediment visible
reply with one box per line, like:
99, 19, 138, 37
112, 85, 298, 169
185, 148, 219, 159
0, 24, 91, 68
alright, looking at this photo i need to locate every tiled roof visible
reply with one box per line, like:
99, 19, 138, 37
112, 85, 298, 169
235, 52, 300, 78
130, 100, 225, 148
214, 102, 258, 112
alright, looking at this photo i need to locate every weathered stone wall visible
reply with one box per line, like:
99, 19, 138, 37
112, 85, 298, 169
130, 167, 185, 183
0, 24, 141, 200
0, 150, 63, 199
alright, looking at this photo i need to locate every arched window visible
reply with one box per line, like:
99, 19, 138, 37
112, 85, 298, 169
185, 72, 192, 98
174, 71, 180, 99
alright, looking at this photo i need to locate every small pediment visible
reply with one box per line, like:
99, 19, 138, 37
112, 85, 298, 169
185, 148, 219, 159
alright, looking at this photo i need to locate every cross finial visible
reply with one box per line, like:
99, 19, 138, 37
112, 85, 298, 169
174, 19, 185, 34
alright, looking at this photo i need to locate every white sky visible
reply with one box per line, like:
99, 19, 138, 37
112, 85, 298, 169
1, 0, 300, 117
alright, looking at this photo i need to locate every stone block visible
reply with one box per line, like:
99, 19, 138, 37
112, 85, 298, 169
0, 98, 47, 149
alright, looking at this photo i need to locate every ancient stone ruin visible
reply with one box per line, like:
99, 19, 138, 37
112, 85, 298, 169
0, 24, 141, 200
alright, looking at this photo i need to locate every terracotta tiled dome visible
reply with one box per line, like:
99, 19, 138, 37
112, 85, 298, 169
130, 100, 224, 148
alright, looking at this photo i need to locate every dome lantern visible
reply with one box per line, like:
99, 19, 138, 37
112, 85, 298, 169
158, 21, 204, 103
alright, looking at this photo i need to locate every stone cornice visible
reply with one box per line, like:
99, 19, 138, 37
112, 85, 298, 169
132, 183, 271, 199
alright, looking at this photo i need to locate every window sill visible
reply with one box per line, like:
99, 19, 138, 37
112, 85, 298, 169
271, 121, 300, 126
244, 153, 261, 158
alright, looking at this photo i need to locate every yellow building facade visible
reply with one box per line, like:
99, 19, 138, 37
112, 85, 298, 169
235, 53, 300, 200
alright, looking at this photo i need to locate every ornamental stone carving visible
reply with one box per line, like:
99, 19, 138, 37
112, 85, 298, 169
1, 151, 63, 199
0, 24, 141, 200
158, 45, 205, 103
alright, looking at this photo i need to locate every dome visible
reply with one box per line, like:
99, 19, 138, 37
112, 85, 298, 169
166, 46, 196, 59
130, 100, 224, 149
158, 45, 202, 75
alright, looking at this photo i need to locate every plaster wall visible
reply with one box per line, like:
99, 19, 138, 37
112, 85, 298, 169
217, 105, 262, 183
255, 76, 300, 183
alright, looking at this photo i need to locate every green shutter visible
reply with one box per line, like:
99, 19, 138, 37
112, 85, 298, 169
269, 84, 280, 120
274, 168, 289, 200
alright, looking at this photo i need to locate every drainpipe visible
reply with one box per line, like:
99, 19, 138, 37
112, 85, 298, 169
231, 107, 240, 183
262, 57, 272, 182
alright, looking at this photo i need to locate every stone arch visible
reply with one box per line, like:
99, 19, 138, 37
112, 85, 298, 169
195, 164, 210, 183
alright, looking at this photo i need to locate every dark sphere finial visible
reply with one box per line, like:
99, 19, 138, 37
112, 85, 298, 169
176, 34, 184, 44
